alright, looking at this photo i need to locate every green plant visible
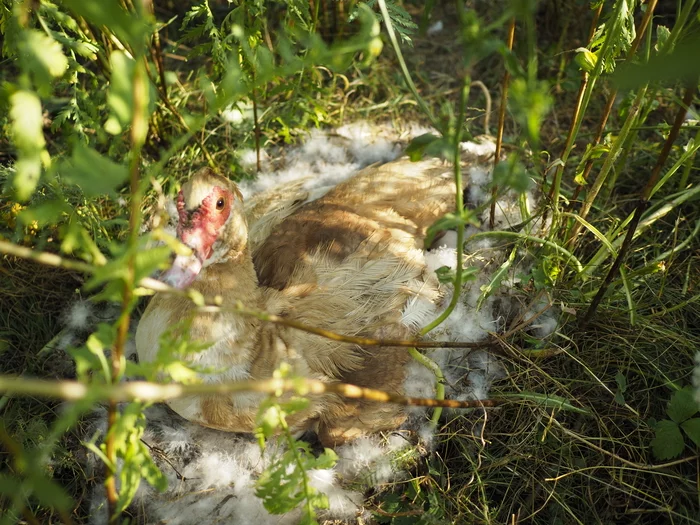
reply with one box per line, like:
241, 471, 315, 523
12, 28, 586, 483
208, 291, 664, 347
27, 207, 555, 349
650, 386, 700, 460
255, 365, 339, 525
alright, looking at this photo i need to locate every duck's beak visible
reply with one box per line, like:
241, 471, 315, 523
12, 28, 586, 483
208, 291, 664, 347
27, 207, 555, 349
162, 252, 203, 289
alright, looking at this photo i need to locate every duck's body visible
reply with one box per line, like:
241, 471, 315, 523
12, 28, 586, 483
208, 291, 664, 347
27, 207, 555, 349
136, 157, 456, 445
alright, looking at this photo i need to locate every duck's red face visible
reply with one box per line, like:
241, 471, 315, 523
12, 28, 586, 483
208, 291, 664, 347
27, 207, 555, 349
175, 185, 232, 261
162, 174, 240, 289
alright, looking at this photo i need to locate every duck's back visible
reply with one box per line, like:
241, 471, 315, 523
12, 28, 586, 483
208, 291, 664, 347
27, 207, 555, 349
253, 157, 456, 290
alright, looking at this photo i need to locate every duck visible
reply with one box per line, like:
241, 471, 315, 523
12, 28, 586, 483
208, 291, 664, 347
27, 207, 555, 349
135, 156, 457, 446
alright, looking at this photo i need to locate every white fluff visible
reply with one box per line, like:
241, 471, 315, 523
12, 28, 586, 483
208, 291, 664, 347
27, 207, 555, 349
65, 301, 93, 331
461, 139, 497, 157
427, 20, 444, 35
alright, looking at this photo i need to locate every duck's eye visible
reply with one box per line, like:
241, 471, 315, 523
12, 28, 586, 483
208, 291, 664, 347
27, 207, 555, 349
216, 198, 225, 210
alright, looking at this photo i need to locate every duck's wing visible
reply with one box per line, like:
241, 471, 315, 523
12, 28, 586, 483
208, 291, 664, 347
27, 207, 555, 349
244, 179, 310, 251
252, 156, 456, 290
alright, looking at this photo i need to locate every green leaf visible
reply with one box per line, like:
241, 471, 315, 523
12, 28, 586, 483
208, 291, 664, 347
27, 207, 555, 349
667, 386, 698, 424
615, 36, 700, 89
103, 55, 154, 141
681, 418, 700, 449
615, 372, 627, 393
574, 47, 597, 73
492, 155, 532, 193
477, 248, 516, 311
424, 210, 478, 248
434, 265, 479, 285
62, 144, 128, 196
404, 133, 455, 162
112, 403, 167, 513
105, 51, 135, 135
405, 133, 441, 161
614, 371, 627, 406
651, 419, 684, 460
573, 142, 610, 185
508, 78, 552, 150
59, 0, 150, 52
18, 199, 71, 227
258, 405, 282, 439
614, 390, 626, 406
133, 245, 172, 282
18, 30, 68, 93
655, 26, 670, 53
9, 90, 46, 201
0, 474, 24, 497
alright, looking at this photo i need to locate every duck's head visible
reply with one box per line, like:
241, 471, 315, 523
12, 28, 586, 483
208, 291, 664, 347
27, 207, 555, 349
163, 168, 247, 288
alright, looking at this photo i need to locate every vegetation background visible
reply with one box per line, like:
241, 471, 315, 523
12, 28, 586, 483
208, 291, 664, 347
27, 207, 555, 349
0, 0, 699, 523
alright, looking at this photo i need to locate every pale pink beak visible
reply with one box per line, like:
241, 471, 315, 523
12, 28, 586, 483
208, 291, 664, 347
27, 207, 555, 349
162, 253, 203, 289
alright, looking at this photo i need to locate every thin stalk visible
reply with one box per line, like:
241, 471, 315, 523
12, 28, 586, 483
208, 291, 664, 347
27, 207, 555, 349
569, 0, 659, 208
567, 85, 648, 248
471, 80, 492, 135
546, 3, 603, 226
408, 347, 445, 426
376, 0, 438, 128
582, 86, 697, 326
378, 0, 467, 425
490, 18, 515, 230
417, 79, 471, 424
278, 412, 315, 520
420, 79, 470, 335
105, 40, 150, 523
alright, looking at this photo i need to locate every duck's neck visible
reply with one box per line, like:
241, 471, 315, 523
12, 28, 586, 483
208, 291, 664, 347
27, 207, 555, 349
187, 246, 266, 381
197, 246, 263, 307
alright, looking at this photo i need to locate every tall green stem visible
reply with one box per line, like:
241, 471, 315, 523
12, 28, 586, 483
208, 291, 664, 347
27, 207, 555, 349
376, 0, 438, 128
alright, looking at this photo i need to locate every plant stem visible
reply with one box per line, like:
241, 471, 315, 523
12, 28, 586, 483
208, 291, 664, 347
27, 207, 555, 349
105, 28, 150, 520
567, 85, 648, 248
278, 411, 315, 521
568, 0, 659, 212
420, 78, 469, 334
408, 347, 446, 426
417, 78, 471, 423
490, 17, 515, 230
376, 0, 437, 128
546, 3, 602, 227
581, 85, 697, 326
